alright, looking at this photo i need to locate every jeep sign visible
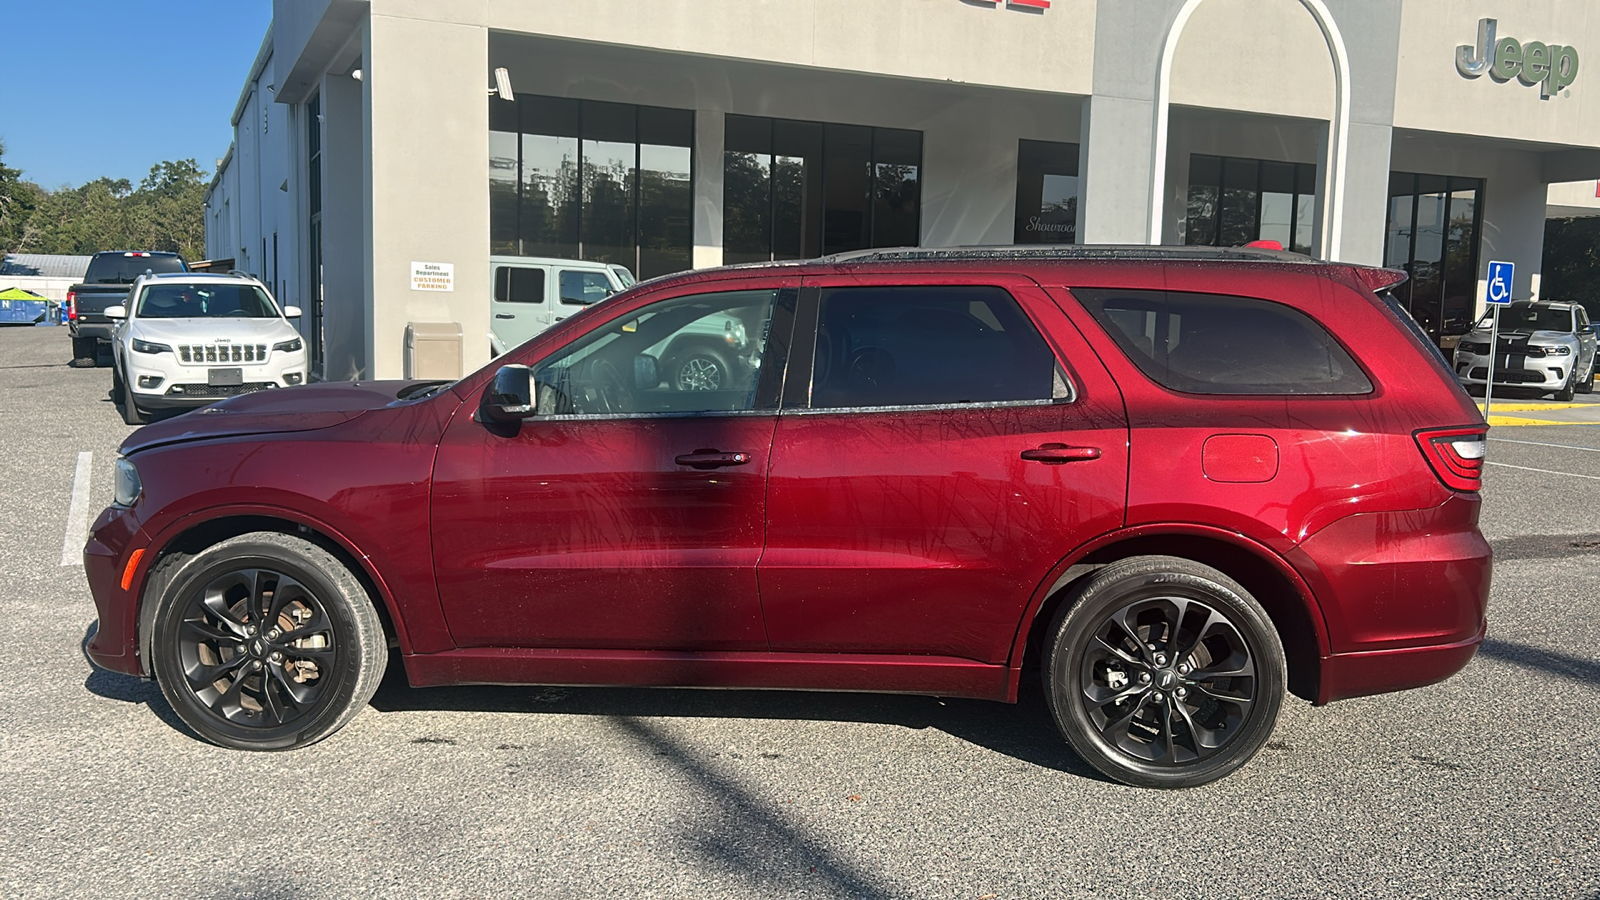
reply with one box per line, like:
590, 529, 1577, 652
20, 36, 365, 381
1456, 18, 1579, 99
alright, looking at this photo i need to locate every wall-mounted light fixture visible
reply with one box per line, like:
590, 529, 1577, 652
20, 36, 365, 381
490, 67, 514, 101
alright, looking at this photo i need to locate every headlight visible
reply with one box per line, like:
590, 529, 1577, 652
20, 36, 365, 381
1541, 344, 1571, 356
132, 338, 172, 354
273, 337, 304, 353
113, 457, 142, 507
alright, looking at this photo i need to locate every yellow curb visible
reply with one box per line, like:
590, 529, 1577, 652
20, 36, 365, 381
1477, 401, 1598, 412
1487, 415, 1572, 426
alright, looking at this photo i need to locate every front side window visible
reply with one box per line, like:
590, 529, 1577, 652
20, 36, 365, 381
136, 284, 279, 319
559, 270, 615, 306
533, 289, 781, 416
808, 286, 1061, 409
1076, 289, 1372, 395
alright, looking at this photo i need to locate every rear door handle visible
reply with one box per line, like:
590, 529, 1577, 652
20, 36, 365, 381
1021, 443, 1101, 464
675, 449, 753, 469
495, 313, 516, 319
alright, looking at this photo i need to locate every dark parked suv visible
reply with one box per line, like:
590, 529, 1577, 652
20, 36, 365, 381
84, 246, 1491, 788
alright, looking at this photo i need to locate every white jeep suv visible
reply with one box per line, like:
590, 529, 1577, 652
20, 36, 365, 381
107, 272, 309, 424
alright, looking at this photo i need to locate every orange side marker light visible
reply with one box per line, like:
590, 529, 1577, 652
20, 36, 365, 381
121, 549, 146, 591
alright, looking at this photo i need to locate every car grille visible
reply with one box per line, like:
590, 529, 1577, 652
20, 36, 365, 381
1468, 367, 1545, 383
178, 344, 268, 364
167, 382, 275, 398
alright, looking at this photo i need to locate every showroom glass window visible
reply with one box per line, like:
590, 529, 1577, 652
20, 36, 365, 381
488, 95, 693, 280
1185, 155, 1317, 254
723, 115, 922, 263
1383, 172, 1483, 344
1014, 140, 1080, 244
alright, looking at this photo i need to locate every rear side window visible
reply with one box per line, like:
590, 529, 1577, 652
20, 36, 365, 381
560, 270, 615, 306
494, 266, 544, 304
1076, 288, 1372, 395
86, 253, 187, 284
809, 286, 1062, 409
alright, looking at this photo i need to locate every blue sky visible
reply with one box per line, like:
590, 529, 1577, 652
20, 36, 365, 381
0, 1, 273, 190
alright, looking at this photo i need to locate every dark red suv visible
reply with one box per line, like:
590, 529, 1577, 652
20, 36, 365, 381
84, 246, 1491, 787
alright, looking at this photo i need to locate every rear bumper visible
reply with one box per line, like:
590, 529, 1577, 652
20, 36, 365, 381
1288, 493, 1491, 703
1318, 623, 1483, 704
70, 322, 113, 341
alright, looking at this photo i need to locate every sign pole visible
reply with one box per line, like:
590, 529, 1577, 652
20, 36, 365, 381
1482, 259, 1516, 422
1483, 304, 1500, 419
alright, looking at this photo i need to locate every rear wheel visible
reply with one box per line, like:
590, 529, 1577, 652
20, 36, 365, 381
148, 532, 387, 751
1044, 556, 1286, 788
1578, 359, 1595, 394
70, 336, 98, 368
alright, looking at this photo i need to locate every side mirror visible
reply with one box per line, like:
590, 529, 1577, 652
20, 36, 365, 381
283, 305, 302, 318
634, 353, 659, 390
479, 364, 535, 424
105, 305, 126, 320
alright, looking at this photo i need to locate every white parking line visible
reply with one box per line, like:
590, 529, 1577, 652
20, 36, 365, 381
1489, 437, 1600, 454
1486, 461, 1600, 481
60, 451, 92, 567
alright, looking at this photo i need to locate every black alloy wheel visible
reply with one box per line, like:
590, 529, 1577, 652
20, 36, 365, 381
149, 532, 385, 750
1556, 370, 1577, 402
1044, 556, 1285, 788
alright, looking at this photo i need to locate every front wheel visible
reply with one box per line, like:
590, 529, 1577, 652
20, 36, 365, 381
148, 532, 388, 750
673, 347, 732, 391
119, 372, 147, 426
1043, 556, 1286, 788
1555, 371, 1576, 402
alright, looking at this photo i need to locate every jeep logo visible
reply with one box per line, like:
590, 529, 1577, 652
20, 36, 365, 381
1457, 18, 1580, 99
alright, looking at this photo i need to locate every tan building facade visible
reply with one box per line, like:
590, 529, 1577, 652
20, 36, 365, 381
205, 0, 1600, 379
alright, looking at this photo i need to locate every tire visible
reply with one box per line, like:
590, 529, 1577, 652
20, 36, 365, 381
1578, 359, 1595, 394
673, 347, 732, 391
110, 365, 125, 405
119, 374, 147, 426
1555, 371, 1576, 402
70, 336, 98, 368
1043, 555, 1286, 788
147, 532, 387, 751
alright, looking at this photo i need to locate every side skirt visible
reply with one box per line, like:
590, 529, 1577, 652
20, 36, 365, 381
402, 648, 1014, 702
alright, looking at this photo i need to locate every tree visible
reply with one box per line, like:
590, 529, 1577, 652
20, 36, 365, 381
0, 139, 44, 254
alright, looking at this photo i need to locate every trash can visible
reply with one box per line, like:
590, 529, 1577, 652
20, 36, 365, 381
404, 322, 464, 379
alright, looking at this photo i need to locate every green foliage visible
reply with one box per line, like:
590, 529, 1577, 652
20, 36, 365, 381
0, 143, 209, 262
1542, 216, 1600, 318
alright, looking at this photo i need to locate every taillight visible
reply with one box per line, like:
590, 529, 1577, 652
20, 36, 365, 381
66, 291, 77, 321
1415, 426, 1486, 493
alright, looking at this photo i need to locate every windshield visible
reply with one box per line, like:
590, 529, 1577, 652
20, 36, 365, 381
86, 254, 186, 284
136, 283, 280, 319
1489, 302, 1574, 333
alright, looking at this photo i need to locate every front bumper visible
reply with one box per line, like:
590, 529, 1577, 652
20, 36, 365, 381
1453, 349, 1572, 391
83, 504, 150, 676
126, 352, 308, 410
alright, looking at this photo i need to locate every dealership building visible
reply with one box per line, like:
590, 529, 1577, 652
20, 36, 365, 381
206, 0, 1600, 381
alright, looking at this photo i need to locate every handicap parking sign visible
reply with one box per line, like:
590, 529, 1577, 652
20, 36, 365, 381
1486, 260, 1514, 305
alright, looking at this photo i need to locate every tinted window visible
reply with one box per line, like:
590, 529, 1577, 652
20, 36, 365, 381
533, 290, 781, 416
808, 286, 1059, 409
136, 283, 278, 319
1502, 302, 1575, 333
559, 270, 614, 306
1077, 289, 1372, 395
494, 266, 545, 304
86, 253, 187, 284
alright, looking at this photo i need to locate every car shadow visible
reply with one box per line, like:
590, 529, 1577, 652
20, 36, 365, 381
79, 621, 201, 739
368, 655, 1107, 781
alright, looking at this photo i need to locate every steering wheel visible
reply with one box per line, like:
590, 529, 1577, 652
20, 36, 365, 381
589, 359, 632, 414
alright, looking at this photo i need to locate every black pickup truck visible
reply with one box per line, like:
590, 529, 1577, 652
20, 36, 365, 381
68, 251, 187, 366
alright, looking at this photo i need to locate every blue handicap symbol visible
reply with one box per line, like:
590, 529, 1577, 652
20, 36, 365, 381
1486, 260, 1514, 305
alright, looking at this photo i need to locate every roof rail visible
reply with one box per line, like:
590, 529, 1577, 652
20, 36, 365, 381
823, 244, 1319, 265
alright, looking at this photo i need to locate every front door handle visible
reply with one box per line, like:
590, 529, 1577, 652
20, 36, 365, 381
1021, 443, 1101, 464
675, 449, 753, 469
495, 313, 516, 319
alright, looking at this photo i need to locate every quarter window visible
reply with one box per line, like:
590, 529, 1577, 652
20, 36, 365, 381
559, 270, 614, 306
808, 286, 1063, 409
533, 290, 782, 416
1076, 289, 1372, 395
494, 266, 545, 304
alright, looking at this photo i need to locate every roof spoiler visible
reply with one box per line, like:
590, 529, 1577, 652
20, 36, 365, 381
1351, 266, 1409, 293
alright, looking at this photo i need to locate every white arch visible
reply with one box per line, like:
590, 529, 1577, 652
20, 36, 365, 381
1147, 0, 1353, 261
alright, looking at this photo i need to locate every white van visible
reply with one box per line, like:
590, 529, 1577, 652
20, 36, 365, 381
489, 256, 635, 355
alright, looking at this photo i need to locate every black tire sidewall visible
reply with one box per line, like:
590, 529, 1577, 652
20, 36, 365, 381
150, 537, 371, 751
1045, 558, 1286, 788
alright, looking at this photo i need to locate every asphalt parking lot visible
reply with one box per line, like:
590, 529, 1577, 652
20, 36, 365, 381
1, 324, 1596, 899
